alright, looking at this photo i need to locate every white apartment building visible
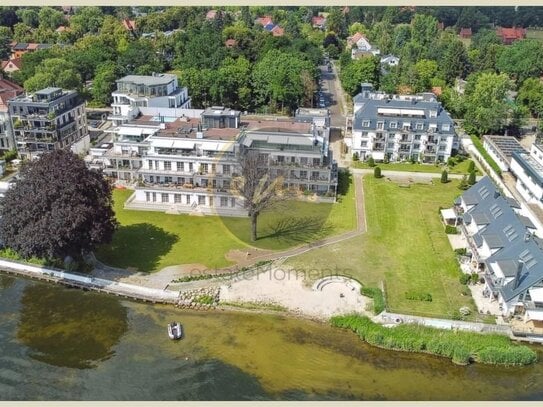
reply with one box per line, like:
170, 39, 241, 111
510, 141, 543, 210
109, 73, 191, 125
351, 83, 458, 163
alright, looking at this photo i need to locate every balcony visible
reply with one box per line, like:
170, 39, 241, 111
137, 182, 234, 194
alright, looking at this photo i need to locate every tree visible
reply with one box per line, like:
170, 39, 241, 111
440, 40, 469, 85
91, 62, 118, 107
339, 56, 380, 96
517, 77, 543, 117
0, 28, 10, 60
463, 72, 513, 136
0, 150, 117, 261
23, 58, 81, 92
326, 8, 347, 37
374, 166, 382, 178
38, 7, 65, 31
16, 8, 39, 28
367, 156, 375, 167
468, 170, 476, 185
410, 14, 438, 50
232, 150, 285, 242
69, 7, 105, 37
467, 160, 475, 173
496, 40, 543, 84
412, 59, 438, 92
441, 170, 448, 183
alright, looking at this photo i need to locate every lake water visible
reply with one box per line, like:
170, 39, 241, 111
1, 274, 543, 401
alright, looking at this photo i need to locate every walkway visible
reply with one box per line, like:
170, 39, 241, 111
375, 311, 512, 336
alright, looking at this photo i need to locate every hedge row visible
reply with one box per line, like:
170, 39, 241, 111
470, 135, 502, 176
331, 315, 537, 366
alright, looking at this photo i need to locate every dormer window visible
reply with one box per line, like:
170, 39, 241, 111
362, 120, 370, 127
390, 122, 397, 129
377, 122, 384, 130
429, 110, 437, 118
415, 123, 423, 130
442, 124, 450, 131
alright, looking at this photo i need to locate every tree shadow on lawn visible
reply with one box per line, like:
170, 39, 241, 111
259, 216, 334, 243
99, 223, 179, 273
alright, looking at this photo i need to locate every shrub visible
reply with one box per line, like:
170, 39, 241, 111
360, 286, 386, 314
405, 291, 433, 302
445, 225, 458, 234
441, 170, 449, 183
458, 175, 469, 190
447, 157, 456, 167
195, 294, 215, 305
471, 273, 480, 284
459, 273, 471, 285
468, 170, 476, 185
374, 166, 382, 178
454, 248, 467, 256
352, 152, 359, 161
367, 156, 375, 167
383, 154, 390, 164
467, 160, 475, 173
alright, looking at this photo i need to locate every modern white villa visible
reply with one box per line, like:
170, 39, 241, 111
510, 140, 543, 211
109, 73, 191, 126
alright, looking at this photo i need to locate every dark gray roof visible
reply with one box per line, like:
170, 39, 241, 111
463, 213, 472, 224
461, 176, 496, 207
352, 92, 454, 133
471, 212, 491, 225
496, 260, 520, 278
506, 197, 521, 209
35, 87, 62, 95
484, 234, 505, 249
473, 234, 483, 247
497, 238, 543, 302
519, 215, 536, 230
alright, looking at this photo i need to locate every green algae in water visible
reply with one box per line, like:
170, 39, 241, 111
16, 284, 128, 369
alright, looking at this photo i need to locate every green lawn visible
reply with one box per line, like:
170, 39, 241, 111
353, 159, 479, 175
286, 175, 476, 319
96, 175, 356, 272
470, 135, 502, 176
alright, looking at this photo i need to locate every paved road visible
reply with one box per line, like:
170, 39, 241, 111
318, 63, 347, 128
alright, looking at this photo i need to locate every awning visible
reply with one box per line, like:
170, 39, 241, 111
525, 309, 543, 322
440, 208, 457, 220
528, 287, 543, 303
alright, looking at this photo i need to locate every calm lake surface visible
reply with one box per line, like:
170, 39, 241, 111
1, 274, 543, 401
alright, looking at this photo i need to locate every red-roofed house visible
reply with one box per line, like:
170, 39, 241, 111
122, 19, 137, 32
1, 58, 22, 76
496, 27, 527, 45
206, 10, 218, 20
255, 16, 273, 27
459, 28, 472, 39
225, 38, 238, 48
312, 16, 326, 29
271, 25, 284, 37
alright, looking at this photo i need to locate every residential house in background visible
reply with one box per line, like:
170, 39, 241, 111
483, 135, 527, 172
496, 27, 527, 45
312, 15, 326, 30
510, 140, 543, 211
8, 87, 89, 159
380, 55, 400, 67
459, 27, 472, 39
109, 73, 191, 126
9, 42, 51, 59
0, 77, 23, 153
351, 83, 458, 162
0, 58, 22, 77
453, 176, 543, 325
347, 32, 380, 59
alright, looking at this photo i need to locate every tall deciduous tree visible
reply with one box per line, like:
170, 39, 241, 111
232, 150, 285, 242
464, 72, 513, 136
340, 56, 380, 95
23, 58, 81, 92
517, 77, 543, 117
496, 40, 543, 84
0, 150, 117, 260
91, 62, 118, 107
440, 40, 469, 85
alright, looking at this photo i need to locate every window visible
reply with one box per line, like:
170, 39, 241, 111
161, 193, 169, 203
361, 141, 368, 147
165, 176, 172, 183
230, 198, 235, 207
177, 162, 183, 171
189, 162, 193, 171
377, 122, 384, 130
155, 160, 159, 169
300, 170, 307, 179
387, 142, 395, 149
414, 135, 421, 141
145, 192, 151, 202
186, 195, 190, 204
414, 143, 420, 150
201, 163, 209, 173
149, 160, 153, 169
221, 197, 228, 207
152, 192, 157, 202
198, 195, 206, 205
390, 122, 397, 129
361, 131, 368, 137
223, 164, 230, 175
174, 194, 181, 203
313, 158, 321, 166
362, 120, 370, 127
415, 123, 423, 130
442, 124, 450, 131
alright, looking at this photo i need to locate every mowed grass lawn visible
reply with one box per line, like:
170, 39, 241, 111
286, 175, 476, 318
96, 176, 356, 272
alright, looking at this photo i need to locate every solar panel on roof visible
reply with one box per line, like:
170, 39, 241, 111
527, 259, 538, 269
479, 186, 489, 199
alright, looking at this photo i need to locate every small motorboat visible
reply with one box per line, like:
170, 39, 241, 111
168, 322, 183, 340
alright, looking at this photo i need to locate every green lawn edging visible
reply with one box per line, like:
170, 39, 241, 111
470, 135, 502, 176
331, 314, 537, 366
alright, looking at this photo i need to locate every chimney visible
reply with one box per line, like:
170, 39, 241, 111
494, 191, 500, 199
525, 231, 532, 242
514, 261, 524, 289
